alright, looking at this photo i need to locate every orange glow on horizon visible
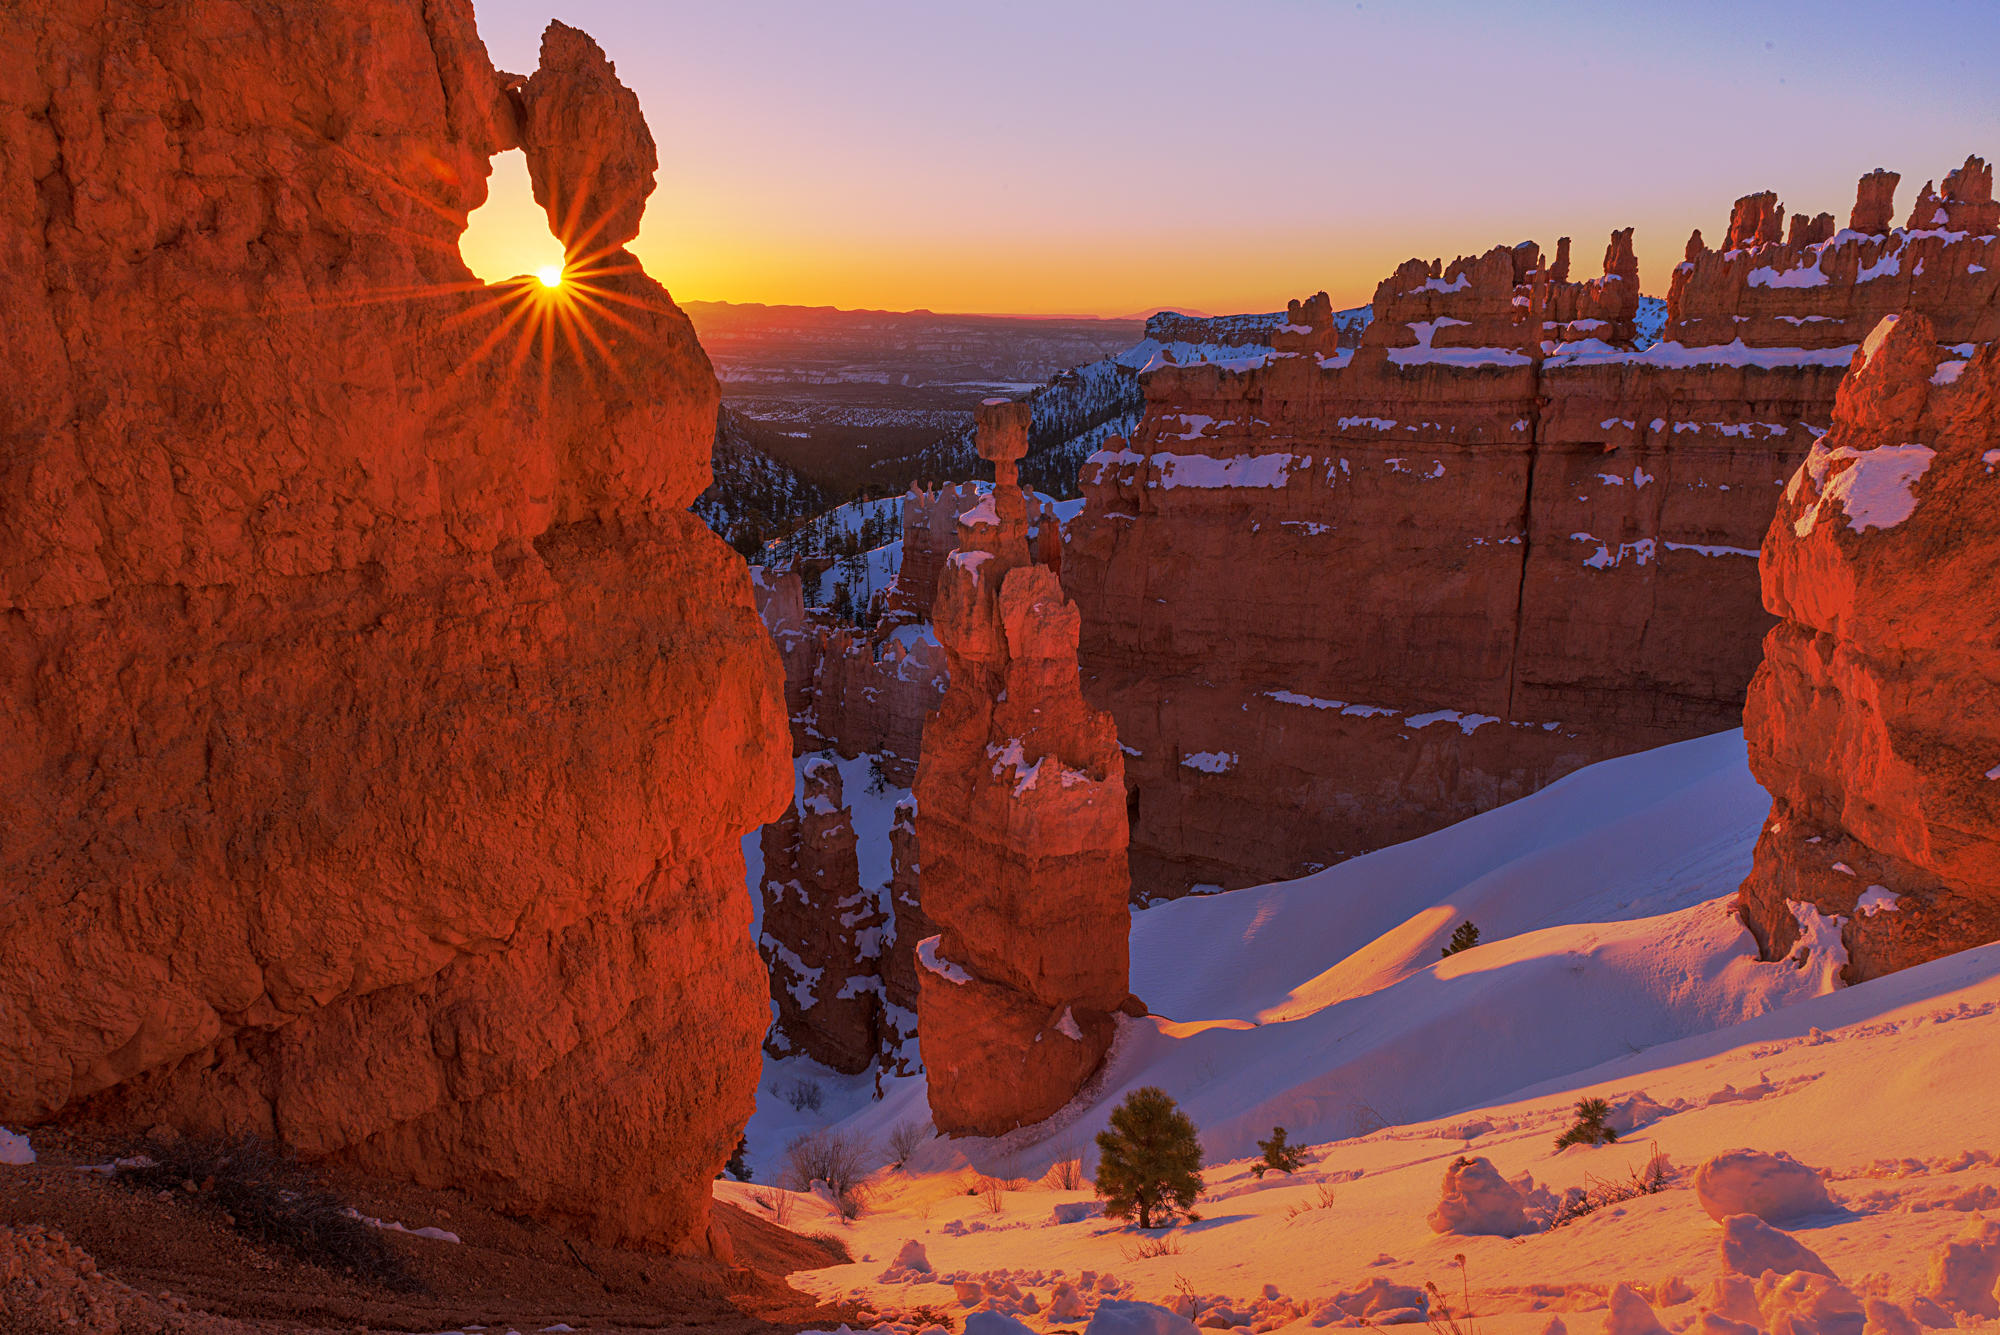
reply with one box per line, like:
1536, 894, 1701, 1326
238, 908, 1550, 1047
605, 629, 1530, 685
460, 148, 1714, 320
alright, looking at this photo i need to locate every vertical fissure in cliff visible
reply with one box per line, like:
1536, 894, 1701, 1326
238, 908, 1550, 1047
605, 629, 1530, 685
1501, 397, 1545, 722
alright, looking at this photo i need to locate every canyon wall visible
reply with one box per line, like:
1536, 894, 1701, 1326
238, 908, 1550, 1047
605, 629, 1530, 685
758, 759, 886, 1073
916, 401, 1133, 1137
0, 1, 788, 1253
1066, 164, 1999, 899
1738, 313, 2000, 980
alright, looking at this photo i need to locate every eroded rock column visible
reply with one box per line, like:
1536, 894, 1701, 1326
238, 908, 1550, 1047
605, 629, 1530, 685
1739, 312, 2000, 980
0, 3, 787, 1254
915, 401, 1134, 1137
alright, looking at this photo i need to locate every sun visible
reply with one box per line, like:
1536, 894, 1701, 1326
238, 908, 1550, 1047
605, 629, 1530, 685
536, 264, 564, 289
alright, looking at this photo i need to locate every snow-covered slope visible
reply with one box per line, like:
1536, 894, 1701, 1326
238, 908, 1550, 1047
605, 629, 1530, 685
725, 729, 2000, 1334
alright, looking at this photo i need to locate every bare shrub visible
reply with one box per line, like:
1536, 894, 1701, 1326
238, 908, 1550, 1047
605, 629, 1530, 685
750, 1186, 796, 1226
807, 1229, 853, 1263
887, 1120, 930, 1168
979, 1176, 1005, 1214
1285, 1182, 1341, 1220
1548, 1144, 1677, 1229
781, 1079, 825, 1113
785, 1128, 873, 1218
1119, 1231, 1183, 1261
1046, 1143, 1086, 1191
1175, 1274, 1202, 1321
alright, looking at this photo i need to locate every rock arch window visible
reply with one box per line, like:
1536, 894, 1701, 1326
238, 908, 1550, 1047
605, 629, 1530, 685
458, 148, 566, 286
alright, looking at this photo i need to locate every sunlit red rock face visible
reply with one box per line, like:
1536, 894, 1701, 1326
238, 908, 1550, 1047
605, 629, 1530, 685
1738, 312, 2000, 980
0, 1, 788, 1253
1068, 165, 1998, 899
916, 401, 1133, 1137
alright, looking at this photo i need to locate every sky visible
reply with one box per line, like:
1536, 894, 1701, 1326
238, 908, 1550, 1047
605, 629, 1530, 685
459, 0, 2000, 318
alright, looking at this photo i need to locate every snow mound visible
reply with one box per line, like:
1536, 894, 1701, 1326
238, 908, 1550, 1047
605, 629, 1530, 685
1427, 1155, 1533, 1237
1602, 1283, 1667, 1335
1925, 1217, 2000, 1318
967, 1313, 1040, 1335
879, 1238, 933, 1282
1083, 1299, 1198, 1335
1717, 1214, 1836, 1279
0, 1129, 32, 1167
1694, 1149, 1836, 1223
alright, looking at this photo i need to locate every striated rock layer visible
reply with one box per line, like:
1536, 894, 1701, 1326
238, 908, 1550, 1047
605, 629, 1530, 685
0, 1, 788, 1252
1738, 312, 2000, 980
915, 401, 1133, 1137
1067, 164, 2000, 898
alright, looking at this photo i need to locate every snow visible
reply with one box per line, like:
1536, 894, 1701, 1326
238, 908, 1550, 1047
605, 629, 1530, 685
1404, 710, 1499, 736
343, 1208, 462, 1243
738, 731, 2000, 1335
1793, 442, 1935, 538
1149, 452, 1298, 491
918, 935, 973, 986
1664, 542, 1760, 559
1747, 263, 1830, 289
1691, 1149, 1835, 1223
1549, 340, 1858, 370
1855, 886, 1902, 916
1715, 1213, 1836, 1278
0, 1128, 32, 1166
1181, 751, 1239, 774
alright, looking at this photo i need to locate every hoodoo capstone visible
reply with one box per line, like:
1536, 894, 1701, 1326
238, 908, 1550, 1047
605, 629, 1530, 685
1738, 311, 2000, 981
0, 1, 788, 1253
915, 400, 1135, 1137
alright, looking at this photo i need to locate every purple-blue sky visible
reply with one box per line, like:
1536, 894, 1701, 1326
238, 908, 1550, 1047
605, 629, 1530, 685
457, 0, 2000, 316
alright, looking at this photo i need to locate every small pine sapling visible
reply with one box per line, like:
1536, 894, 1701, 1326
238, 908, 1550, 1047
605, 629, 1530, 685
1441, 920, 1481, 958
1553, 1097, 1619, 1150
1095, 1086, 1204, 1229
1252, 1126, 1307, 1179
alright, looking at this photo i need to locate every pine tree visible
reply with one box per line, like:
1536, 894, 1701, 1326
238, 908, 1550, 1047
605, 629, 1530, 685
721, 1134, 752, 1181
1095, 1086, 1204, 1229
1252, 1125, 1306, 1179
1553, 1097, 1618, 1150
1441, 920, 1481, 958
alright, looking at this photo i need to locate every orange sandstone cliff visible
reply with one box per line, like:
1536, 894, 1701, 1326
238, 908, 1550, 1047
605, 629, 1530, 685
914, 401, 1133, 1137
0, 1, 788, 1252
1738, 312, 2000, 980
1066, 164, 2000, 899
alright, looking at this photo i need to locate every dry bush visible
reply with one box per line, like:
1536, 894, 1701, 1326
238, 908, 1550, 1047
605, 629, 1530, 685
114, 1135, 413, 1290
750, 1187, 796, 1226
1119, 1231, 1183, 1261
1285, 1182, 1340, 1220
785, 1128, 874, 1218
1548, 1144, 1677, 1228
887, 1120, 930, 1168
1046, 1143, 1086, 1191
807, 1229, 853, 1262
781, 1079, 825, 1113
1174, 1273, 1202, 1321
979, 1176, 1006, 1214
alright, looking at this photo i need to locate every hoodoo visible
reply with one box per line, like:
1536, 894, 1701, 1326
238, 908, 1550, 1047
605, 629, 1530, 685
915, 401, 1135, 1137
1738, 312, 2000, 980
0, 1, 788, 1252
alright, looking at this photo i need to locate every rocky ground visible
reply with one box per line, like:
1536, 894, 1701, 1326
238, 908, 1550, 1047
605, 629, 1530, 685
0, 1126, 857, 1335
